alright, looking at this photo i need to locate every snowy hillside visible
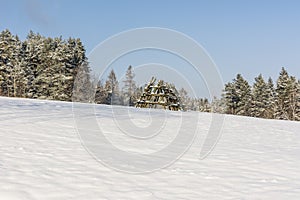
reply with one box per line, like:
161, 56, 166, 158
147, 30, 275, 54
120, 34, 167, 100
0, 97, 300, 200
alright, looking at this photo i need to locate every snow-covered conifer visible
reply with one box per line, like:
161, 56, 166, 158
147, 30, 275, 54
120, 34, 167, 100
249, 74, 269, 118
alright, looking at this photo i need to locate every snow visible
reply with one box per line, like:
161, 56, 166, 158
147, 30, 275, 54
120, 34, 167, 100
0, 96, 300, 199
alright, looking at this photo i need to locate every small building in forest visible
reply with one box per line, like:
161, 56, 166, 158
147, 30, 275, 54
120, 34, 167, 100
135, 77, 182, 111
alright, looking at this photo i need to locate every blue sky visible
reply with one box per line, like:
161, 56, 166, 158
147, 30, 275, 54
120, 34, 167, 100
1, 0, 300, 97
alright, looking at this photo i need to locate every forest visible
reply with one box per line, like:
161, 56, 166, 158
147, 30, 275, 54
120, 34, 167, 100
0, 29, 299, 121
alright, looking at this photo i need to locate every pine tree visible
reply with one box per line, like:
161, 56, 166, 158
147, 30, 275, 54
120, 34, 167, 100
295, 80, 300, 121
0, 29, 12, 96
105, 69, 120, 105
265, 77, 276, 119
288, 76, 299, 121
179, 87, 189, 111
275, 67, 298, 120
223, 82, 238, 114
12, 45, 27, 97
20, 40, 34, 98
66, 38, 87, 100
122, 65, 136, 106
95, 80, 107, 104
72, 61, 93, 103
25, 31, 45, 98
223, 74, 251, 116
234, 74, 252, 116
0, 29, 22, 97
10, 35, 26, 97
249, 74, 269, 118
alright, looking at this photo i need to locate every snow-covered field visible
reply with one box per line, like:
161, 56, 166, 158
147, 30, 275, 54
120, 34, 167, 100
0, 97, 300, 200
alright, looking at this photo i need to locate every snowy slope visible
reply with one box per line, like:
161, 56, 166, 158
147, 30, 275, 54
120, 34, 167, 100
0, 97, 300, 200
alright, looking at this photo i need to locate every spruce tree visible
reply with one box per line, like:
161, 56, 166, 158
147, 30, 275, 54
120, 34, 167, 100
0, 29, 12, 96
105, 69, 120, 105
63, 38, 87, 101
20, 40, 34, 98
275, 67, 298, 120
25, 31, 45, 98
223, 74, 251, 116
288, 76, 299, 120
122, 65, 136, 106
95, 80, 107, 104
295, 80, 300, 121
224, 82, 238, 114
234, 74, 251, 116
179, 87, 189, 111
265, 77, 276, 119
72, 60, 93, 103
0, 29, 21, 97
10, 35, 26, 97
250, 74, 269, 118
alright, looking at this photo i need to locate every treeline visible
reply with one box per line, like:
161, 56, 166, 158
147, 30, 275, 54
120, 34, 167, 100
1, 29, 299, 121
94, 66, 143, 106
0, 29, 144, 106
0, 29, 87, 101
93, 68, 214, 111
222, 68, 300, 121
182, 68, 300, 121
0, 29, 142, 106
0, 30, 147, 106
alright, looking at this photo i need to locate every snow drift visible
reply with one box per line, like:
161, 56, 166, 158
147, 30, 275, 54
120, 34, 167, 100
0, 97, 300, 199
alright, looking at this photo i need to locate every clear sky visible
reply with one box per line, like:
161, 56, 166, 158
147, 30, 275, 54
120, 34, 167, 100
1, 0, 300, 97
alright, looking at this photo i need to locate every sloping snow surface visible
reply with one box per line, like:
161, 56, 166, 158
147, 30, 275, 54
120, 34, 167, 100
0, 97, 300, 199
